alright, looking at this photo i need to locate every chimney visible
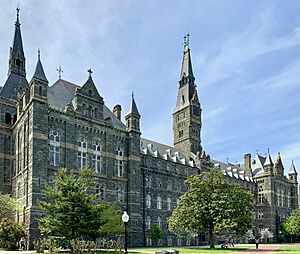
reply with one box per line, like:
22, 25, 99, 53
244, 153, 251, 171
113, 104, 122, 120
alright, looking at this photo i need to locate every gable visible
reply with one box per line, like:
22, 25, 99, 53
78, 77, 103, 102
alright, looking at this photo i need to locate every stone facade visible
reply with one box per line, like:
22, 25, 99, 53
0, 10, 298, 247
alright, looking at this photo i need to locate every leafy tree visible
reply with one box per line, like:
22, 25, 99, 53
0, 194, 20, 221
148, 224, 163, 246
39, 168, 122, 241
282, 208, 300, 240
0, 218, 26, 250
260, 228, 273, 242
168, 168, 253, 248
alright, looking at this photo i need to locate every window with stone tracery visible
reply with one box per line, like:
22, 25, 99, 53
92, 141, 101, 173
157, 216, 162, 229
77, 138, 87, 169
49, 131, 60, 166
258, 186, 264, 204
115, 147, 124, 177
157, 195, 162, 210
167, 197, 172, 211
146, 194, 151, 208
146, 215, 151, 229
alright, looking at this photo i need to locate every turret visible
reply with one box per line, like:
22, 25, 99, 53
289, 161, 298, 184
274, 152, 284, 177
263, 151, 274, 175
125, 93, 141, 132
30, 50, 48, 102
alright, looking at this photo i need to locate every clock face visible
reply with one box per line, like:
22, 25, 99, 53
193, 106, 199, 116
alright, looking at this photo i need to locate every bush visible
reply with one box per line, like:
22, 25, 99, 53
0, 218, 26, 250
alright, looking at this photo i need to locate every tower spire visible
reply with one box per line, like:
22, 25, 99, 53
180, 33, 194, 80
0, 7, 29, 100
32, 49, 48, 82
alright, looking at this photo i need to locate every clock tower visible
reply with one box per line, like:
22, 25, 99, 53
173, 34, 202, 157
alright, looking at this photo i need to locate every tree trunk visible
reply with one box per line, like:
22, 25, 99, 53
208, 227, 215, 248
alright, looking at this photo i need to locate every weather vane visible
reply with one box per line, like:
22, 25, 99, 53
57, 65, 63, 79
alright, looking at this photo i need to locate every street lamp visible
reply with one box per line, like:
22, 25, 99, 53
122, 211, 129, 254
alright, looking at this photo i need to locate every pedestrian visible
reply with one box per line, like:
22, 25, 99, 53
19, 237, 26, 251
255, 237, 259, 251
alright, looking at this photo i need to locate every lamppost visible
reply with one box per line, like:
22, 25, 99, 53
122, 211, 129, 254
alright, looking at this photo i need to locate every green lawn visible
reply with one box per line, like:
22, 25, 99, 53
272, 245, 300, 253
129, 246, 248, 254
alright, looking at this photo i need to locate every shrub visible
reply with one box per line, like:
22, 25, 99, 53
0, 218, 26, 250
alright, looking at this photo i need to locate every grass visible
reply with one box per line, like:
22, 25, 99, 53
272, 245, 300, 253
129, 246, 248, 254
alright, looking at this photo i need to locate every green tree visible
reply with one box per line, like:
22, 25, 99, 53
168, 168, 253, 248
282, 208, 300, 240
39, 168, 121, 241
0, 218, 26, 250
148, 224, 163, 246
0, 194, 20, 221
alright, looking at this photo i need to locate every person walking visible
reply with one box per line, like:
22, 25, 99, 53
255, 237, 259, 251
19, 237, 26, 251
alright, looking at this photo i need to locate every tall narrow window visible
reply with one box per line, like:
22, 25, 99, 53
146, 215, 151, 230
116, 188, 123, 202
92, 141, 101, 173
157, 216, 162, 229
167, 197, 172, 211
115, 147, 124, 177
96, 183, 105, 200
77, 138, 87, 169
157, 195, 162, 210
49, 131, 60, 166
258, 186, 264, 204
146, 194, 152, 208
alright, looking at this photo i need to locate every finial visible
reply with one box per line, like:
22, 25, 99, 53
88, 68, 93, 78
267, 148, 270, 154
256, 149, 259, 154
292, 160, 294, 165
226, 157, 229, 164
57, 65, 63, 79
37, 49, 40, 61
183, 32, 190, 49
132, 91, 134, 99
16, 6, 20, 23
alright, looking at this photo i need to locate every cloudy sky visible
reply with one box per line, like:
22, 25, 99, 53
1, 0, 300, 176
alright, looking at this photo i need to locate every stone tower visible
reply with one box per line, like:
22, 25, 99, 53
173, 34, 202, 157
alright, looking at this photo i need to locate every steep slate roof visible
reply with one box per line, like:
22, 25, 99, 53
0, 73, 29, 99
126, 93, 140, 116
47, 79, 125, 130
289, 161, 298, 175
32, 52, 48, 82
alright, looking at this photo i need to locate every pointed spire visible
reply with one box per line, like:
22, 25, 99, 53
264, 150, 273, 166
180, 33, 194, 80
12, 7, 25, 60
126, 92, 140, 117
289, 160, 298, 175
32, 49, 48, 82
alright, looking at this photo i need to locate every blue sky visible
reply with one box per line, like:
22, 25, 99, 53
1, 0, 300, 176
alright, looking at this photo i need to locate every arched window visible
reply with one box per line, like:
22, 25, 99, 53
77, 138, 87, 169
116, 187, 123, 203
258, 186, 264, 204
115, 147, 124, 177
39, 86, 42, 96
157, 195, 162, 210
96, 183, 105, 200
157, 216, 162, 229
257, 210, 264, 219
167, 180, 172, 191
146, 215, 151, 230
49, 131, 60, 166
157, 178, 162, 189
167, 197, 172, 211
82, 104, 87, 115
94, 108, 98, 118
92, 141, 101, 173
145, 176, 152, 188
146, 194, 151, 208
48, 177, 54, 189
5, 112, 12, 125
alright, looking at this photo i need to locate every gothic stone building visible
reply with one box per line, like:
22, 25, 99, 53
0, 10, 298, 247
